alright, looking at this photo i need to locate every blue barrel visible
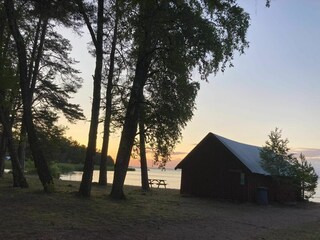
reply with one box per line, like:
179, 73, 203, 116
256, 187, 268, 205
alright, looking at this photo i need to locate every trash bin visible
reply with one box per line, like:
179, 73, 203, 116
256, 187, 268, 205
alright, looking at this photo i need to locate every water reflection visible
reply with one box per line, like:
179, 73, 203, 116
60, 168, 182, 189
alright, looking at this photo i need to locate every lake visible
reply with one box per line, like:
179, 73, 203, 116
60, 168, 182, 189
60, 167, 320, 203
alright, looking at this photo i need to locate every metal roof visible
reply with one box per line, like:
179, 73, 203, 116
214, 134, 270, 175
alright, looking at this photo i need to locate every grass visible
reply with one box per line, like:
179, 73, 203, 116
1, 173, 319, 240
0, 173, 187, 239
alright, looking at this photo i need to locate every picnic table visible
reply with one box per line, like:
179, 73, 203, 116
148, 179, 167, 188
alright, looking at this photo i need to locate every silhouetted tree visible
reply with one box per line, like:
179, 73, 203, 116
111, 0, 250, 199
260, 128, 294, 176
98, 0, 120, 186
292, 153, 318, 200
4, 0, 83, 191
0, 130, 5, 177
77, 0, 104, 197
260, 128, 318, 201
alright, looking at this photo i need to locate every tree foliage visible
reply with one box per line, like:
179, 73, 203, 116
2, 0, 84, 191
291, 153, 318, 200
260, 128, 294, 176
260, 128, 318, 201
110, 0, 250, 199
144, 76, 199, 168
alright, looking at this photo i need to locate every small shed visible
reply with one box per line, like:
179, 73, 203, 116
175, 133, 297, 203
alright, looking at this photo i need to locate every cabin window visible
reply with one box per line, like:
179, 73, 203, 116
240, 173, 245, 185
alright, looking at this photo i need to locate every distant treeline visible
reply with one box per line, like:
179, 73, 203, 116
13, 131, 114, 167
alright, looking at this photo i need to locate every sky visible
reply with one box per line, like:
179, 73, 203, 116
60, 0, 320, 169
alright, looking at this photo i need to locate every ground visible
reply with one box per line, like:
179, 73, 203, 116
0, 174, 319, 240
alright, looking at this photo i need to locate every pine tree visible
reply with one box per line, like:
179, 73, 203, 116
292, 153, 318, 200
260, 128, 318, 201
260, 128, 294, 176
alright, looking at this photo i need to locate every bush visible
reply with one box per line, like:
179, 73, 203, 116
49, 162, 61, 179
25, 160, 37, 174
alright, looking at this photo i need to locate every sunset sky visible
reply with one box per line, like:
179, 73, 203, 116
60, 0, 320, 169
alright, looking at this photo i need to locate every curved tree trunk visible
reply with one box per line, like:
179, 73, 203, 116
78, 0, 104, 197
0, 106, 28, 188
17, 14, 48, 175
98, 1, 119, 186
110, 51, 151, 199
4, 0, 53, 192
110, 2, 153, 199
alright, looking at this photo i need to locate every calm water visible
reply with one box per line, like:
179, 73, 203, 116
60, 166, 320, 203
60, 168, 182, 189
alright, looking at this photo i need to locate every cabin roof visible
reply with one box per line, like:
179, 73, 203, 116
214, 134, 270, 175
176, 133, 270, 176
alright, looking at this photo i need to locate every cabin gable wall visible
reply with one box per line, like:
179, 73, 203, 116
180, 136, 252, 201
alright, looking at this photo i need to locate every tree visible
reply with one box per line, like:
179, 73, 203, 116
0, 85, 28, 187
134, 69, 200, 190
4, 0, 84, 191
0, 92, 28, 187
13, 0, 84, 171
110, 0, 250, 199
138, 102, 149, 190
260, 128, 318, 201
1, 0, 28, 186
0, 130, 5, 177
5, 1, 53, 187
98, 0, 120, 186
292, 153, 318, 200
144, 69, 199, 168
260, 128, 293, 176
77, 0, 104, 197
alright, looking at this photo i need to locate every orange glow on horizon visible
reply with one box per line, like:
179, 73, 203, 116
64, 119, 187, 169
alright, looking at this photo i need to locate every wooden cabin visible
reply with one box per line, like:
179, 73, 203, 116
175, 133, 297, 203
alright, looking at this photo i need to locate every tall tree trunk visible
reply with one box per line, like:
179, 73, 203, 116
98, 0, 119, 186
4, 0, 53, 192
139, 98, 149, 191
78, 0, 104, 197
110, 52, 151, 199
17, 122, 27, 171
0, 107, 28, 187
0, 4, 7, 178
110, 2, 153, 199
18, 16, 48, 173
0, 131, 6, 177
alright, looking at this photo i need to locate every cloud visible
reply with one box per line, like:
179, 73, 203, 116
144, 147, 188, 156
291, 148, 320, 160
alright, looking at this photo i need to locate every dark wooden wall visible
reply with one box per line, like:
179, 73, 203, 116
179, 135, 271, 202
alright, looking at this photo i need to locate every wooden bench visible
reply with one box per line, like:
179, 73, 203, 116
148, 179, 167, 188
